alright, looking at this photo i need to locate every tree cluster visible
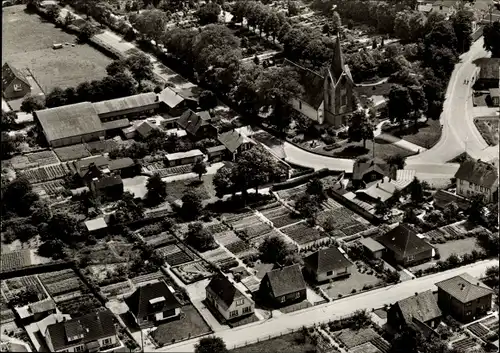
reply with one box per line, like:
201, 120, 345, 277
258, 235, 300, 266
483, 21, 500, 57
185, 222, 217, 252
195, 2, 221, 25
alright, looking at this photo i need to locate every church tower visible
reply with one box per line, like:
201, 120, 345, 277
323, 34, 355, 128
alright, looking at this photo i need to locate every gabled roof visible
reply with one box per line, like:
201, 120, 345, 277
29, 298, 56, 314
352, 158, 395, 181
108, 157, 135, 171
165, 149, 203, 161
125, 281, 181, 320
356, 177, 400, 202
284, 59, 325, 110
454, 159, 498, 188
74, 155, 109, 176
158, 87, 186, 108
94, 175, 122, 189
35, 102, 104, 143
177, 109, 212, 136
303, 247, 353, 274
92, 92, 158, 116
376, 224, 433, 258
206, 273, 247, 308
435, 273, 494, 303
395, 290, 442, 325
2, 62, 30, 88
264, 264, 306, 298
102, 118, 130, 131
359, 237, 385, 253
136, 120, 157, 138
46, 311, 116, 351
218, 130, 251, 153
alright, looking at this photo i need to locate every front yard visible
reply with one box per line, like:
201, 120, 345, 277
165, 175, 216, 201
383, 119, 442, 149
320, 266, 383, 299
319, 139, 417, 161
435, 238, 481, 261
151, 305, 212, 346
474, 117, 499, 146
231, 331, 317, 353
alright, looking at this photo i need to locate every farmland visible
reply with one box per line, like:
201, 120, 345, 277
18, 163, 71, 184
2, 275, 47, 302
281, 222, 327, 246
3, 6, 111, 92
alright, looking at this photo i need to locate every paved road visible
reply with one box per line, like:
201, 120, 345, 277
158, 259, 498, 352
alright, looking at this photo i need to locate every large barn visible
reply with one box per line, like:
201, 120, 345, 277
34, 102, 105, 147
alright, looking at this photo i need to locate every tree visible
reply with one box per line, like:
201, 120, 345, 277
192, 160, 207, 180
409, 177, 424, 205
1, 132, 18, 160
467, 194, 485, 225
388, 85, 412, 128
185, 222, 216, 252
146, 173, 167, 206
330, 11, 342, 34
180, 190, 203, 221
112, 192, 144, 224
295, 194, 322, 220
196, 3, 221, 25
20, 94, 45, 113
195, 337, 228, 353
259, 235, 294, 265
1, 110, 17, 130
348, 110, 374, 148
30, 201, 51, 225
78, 23, 97, 43
106, 60, 128, 76
476, 230, 499, 257
45, 87, 67, 108
2, 178, 39, 217
199, 90, 218, 110
385, 154, 406, 169
37, 239, 65, 259
288, 1, 299, 16
63, 11, 75, 27
483, 21, 500, 58
124, 52, 155, 81
9, 287, 39, 307
213, 165, 235, 198
306, 178, 326, 201
130, 9, 168, 44
451, 9, 474, 53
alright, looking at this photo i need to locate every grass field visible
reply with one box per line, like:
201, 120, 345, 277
2, 5, 111, 92
325, 139, 416, 161
474, 117, 499, 146
165, 175, 216, 201
388, 119, 442, 149
231, 331, 317, 353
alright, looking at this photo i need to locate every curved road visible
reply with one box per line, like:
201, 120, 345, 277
158, 259, 498, 352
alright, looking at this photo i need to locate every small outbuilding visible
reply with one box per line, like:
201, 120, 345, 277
358, 237, 385, 259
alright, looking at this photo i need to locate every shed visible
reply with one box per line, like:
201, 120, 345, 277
164, 149, 204, 167
84, 217, 108, 233
359, 237, 385, 259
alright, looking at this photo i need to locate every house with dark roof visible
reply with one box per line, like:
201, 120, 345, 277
44, 310, 119, 352
217, 130, 254, 161
474, 58, 500, 90
108, 157, 140, 178
375, 224, 433, 266
2, 62, 31, 99
303, 247, 353, 282
455, 158, 498, 203
177, 109, 218, 139
34, 103, 105, 148
285, 35, 355, 128
15, 298, 57, 325
206, 273, 255, 321
125, 281, 181, 328
352, 158, 396, 189
435, 273, 494, 323
388, 290, 442, 334
90, 175, 123, 201
136, 120, 157, 139
158, 87, 196, 117
259, 264, 307, 307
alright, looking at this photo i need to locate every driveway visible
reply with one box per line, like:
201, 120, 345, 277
158, 259, 498, 352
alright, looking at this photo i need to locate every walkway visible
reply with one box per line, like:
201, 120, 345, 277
376, 133, 427, 154
159, 259, 498, 352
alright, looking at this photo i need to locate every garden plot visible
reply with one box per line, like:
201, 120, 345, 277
281, 222, 327, 245
143, 163, 193, 177
130, 271, 165, 286
317, 207, 360, 230
2, 275, 47, 302
451, 338, 481, 351
321, 198, 343, 210
224, 210, 256, 224
206, 222, 229, 235
86, 140, 119, 155
341, 223, 370, 237
467, 322, 490, 338
277, 185, 307, 203
214, 230, 242, 246
25, 150, 59, 167
250, 229, 282, 249
200, 247, 234, 264
260, 204, 301, 228
164, 176, 216, 201
1, 250, 32, 272
226, 240, 253, 257
54, 144, 91, 161
38, 269, 84, 297
76, 243, 126, 265
32, 179, 66, 196
157, 244, 195, 266
57, 293, 101, 317
101, 281, 134, 299
19, 163, 71, 184
0, 302, 15, 325
332, 327, 381, 350
144, 232, 177, 249
172, 260, 213, 284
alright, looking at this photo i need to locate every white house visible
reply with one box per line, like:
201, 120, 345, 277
455, 159, 499, 203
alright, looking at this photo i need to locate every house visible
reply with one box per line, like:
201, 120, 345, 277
125, 281, 182, 327
206, 145, 227, 162
25, 312, 72, 352
260, 264, 307, 307
164, 149, 204, 167
303, 247, 353, 282
84, 217, 108, 235
108, 157, 140, 178
217, 130, 254, 161
158, 87, 196, 117
355, 176, 409, 204
455, 158, 499, 203
435, 273, 494, 323
388, 291, 442, 334
2, 62, 31, 100
177, 109, 218, 139
45, 310, 119, 352
135, 120, 157, 139
90, 175, 123, 200
92, 92, 160, 122
71, 155, 110, 179
490, 88, 500, 107
122, 126, 137, 140
352, 158, 396, 189
474, 58, 500, 90
358, 237, 385, 259
376, 224, 433, 266
206, 273, 255, 321
286, 35, 355, 128
15, 299, 57, 326
34, 102, 105, 148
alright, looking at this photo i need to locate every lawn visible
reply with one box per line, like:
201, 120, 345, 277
385, 119, 443, 149
164, 175, 216, 201
435, 238, 481, 261
3, 5, 111, 92
320, 266, 382, 299
151, 305, 211, 346
474, 117, 499, 146
313, 139, 416, 161
231, 331, 317, 353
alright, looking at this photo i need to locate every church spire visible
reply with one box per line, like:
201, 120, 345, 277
332, 33, 345, 82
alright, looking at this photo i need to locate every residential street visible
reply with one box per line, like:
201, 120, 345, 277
159, 259, 498, 352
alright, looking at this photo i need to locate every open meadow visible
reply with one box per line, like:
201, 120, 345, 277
2, 5, 111, 92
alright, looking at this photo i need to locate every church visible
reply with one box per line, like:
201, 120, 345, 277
286, 35, 355, 128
